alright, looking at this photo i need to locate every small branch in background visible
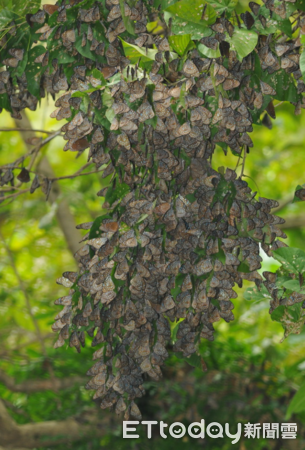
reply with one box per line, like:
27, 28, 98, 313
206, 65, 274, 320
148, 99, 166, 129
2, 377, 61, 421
51, 166, 104, 182
0, 399, 114, 449
272, 196, 294, 214
279, 215, 305, 229
13, 112, 83, 257
0, 333, 54, 358
0, 130, 62, 171
0, 369, 86, 394
0, 128, 58, 134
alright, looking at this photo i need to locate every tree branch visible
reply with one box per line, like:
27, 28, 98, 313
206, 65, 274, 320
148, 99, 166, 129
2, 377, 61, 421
0, 127, 59, 134
0, 399, 115, 449
279, 215, 305, 229
0, 369, 86, 394
13, 113, 82, 257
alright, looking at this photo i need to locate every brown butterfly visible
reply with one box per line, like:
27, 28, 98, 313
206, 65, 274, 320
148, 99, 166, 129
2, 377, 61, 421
249, 1, 260, 15
30, 10, 46, 23
295, 188, 305, 201
3, 58, 19, 68
241, 11, 255, 29
266, 100, 276, 119
43, 4, 59, 14
223, 78, 240, 90
71, 138, 89, 151
8, 48, 24, 61
260, 81, 276, 95
219, 41, 230, 58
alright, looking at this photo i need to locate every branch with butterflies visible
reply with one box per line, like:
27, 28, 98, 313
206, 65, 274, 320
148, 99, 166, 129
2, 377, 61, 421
1, 0, 305, 421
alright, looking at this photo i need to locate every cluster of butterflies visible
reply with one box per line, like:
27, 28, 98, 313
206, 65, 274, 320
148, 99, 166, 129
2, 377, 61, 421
53, 163, 288, 418
0, 0, 304, 417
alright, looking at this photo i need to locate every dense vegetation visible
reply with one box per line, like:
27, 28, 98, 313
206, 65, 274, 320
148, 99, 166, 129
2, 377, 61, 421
1, 0, 305, 448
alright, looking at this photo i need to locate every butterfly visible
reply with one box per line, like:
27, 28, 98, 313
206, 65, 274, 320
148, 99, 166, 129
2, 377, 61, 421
249, 1, 260, 15
241, 11, 255, 29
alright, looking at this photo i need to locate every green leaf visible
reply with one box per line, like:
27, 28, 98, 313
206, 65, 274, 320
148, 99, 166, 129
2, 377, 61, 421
273, 247, 305, 274
244, 285, 272, 302
286, 382, 305, 419
171, 273, 186, 299
226, 28, 258, 61
166, 0, 216, 25
119, 0, 136, 35
185, 353, 203, 370
120, 38, 158, 65
5, 0, 40, 15
0, 7, 15, 29
262, 70, 298, 102
169, 34, 192, 56
204, 0, 238, 14
50, 47, 76, 65
165, 11, 213, 40
282, 280, 303, 292
198, 42, 220, 58
105, 107, 115, 124
270, 305, 286, 322
89, 214, 112, 240
105, 182, 130, 206
90, 68, 107, 86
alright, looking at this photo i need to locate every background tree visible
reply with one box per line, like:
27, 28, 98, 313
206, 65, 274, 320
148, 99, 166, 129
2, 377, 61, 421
1, 0, 305, 448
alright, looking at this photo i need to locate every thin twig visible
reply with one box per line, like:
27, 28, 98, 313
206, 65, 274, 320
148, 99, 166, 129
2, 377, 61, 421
50, 166, 104, 182
27, 131, 62, 172
0, 128, 60, 134
240, 146, 247, 178
0, 189, 31, 201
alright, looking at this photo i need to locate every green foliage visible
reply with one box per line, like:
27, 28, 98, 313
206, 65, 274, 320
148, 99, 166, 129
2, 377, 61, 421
226, 28, 258, 61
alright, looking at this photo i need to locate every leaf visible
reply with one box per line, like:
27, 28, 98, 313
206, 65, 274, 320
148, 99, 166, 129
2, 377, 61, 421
25, 46, 46, 98
271, 303, 305, 340
226, 28, 258, 61
0, 7, 15, 29
105, 107, 115, 124
282, 279, 304, 292
169, 34, 192, 56
198, 43, 220, 58
286, 382, 305, 419
50, 47, 76, 65
270, 305, 286, 322
2, 0, 40, 15
273, 247, 305, 274
170, 273, 186, 299
204, 0, 238, 14
105, 182, 130, 206
120, 37, 157, 65
90, 68, 107, 86
185, 353, 203, 370
244, 285, 272, 302
166, 0, 216, 25
119, 0, 136, 35
262, 70, 298, 103
89, 214, 112, 239
165, 11, 213, 40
